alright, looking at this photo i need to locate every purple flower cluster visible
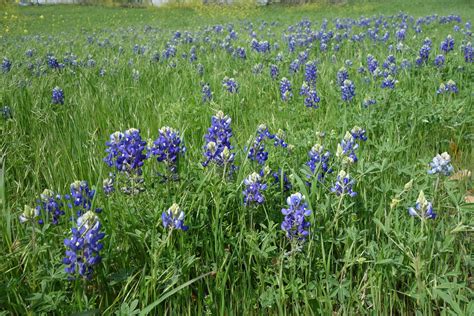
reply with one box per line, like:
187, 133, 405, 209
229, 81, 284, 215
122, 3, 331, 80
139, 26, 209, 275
250, 39, 271, 53
66, 180, 100, 218
336, 67, 349, 86
304, 61, 317, 85
381, 75, 397, 89
341, 79, 355, 102
2, 57, 11, 73
434, 54, 445, 67
201, 83, 212, 103
300, 82, 320, 108
222, 77, 239, 93
269, 64, 279, 80
52, 86, 64, 105
336, 129, 366, 164
440, 35, 454, 54
330, 170, 357, 197
63, 211, 105, 279
281, 193, 311, 242
202, 111, 235, 168
408, 191, 436, 219
366, 54, 378, 74
35, 189, 65, 225
242, 172, 267, 206
427, 152, 454, 176
436, 80, 458, 94
280, 77, 293, 101
306, 143, 332, 183
248, 124, 287, 165
150, 126, 186, 174
104, 128, 148, 176
463, 42, 473, 62
162, 203, 188, 231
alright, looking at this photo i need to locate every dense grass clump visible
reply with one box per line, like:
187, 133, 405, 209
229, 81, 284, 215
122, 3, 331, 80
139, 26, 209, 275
1, 1, 473, 314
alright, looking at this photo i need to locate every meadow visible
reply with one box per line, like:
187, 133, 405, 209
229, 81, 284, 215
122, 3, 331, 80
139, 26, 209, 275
1, 0, 473, 314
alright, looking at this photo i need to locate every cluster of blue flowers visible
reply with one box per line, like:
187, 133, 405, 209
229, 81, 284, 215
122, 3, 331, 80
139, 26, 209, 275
222, 77, 239, 93
440, 34, 455, 54
306, 143, 332, 183
150, 126, 186, 177
242, 172, 267, 207
427, 152, 454, 176
248, 124, 288, 165
408, 191, 436, 219
52, 86, 64, 105
436, 80, 458, 94
281, 193, 311, 242
162, 203, 188, 231
280, 77, 292, 101
66, 180, 101, 218
330, 170, 357, 197
63, 211, 105, 279
35, 189, 65, 225
341, 79, 356, 102
202, 111, 235, 170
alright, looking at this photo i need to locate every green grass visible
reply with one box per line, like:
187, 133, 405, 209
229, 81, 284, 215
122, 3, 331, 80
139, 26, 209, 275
1, 0, 473, 314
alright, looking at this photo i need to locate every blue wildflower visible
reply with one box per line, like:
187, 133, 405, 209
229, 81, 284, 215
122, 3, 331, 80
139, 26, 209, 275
162, 203, 188, 231
202, 111, 235, 169
52, 86, 64, 105
222, 77, 239, 94
440, 35, 454, 54
201, 83, 212, 103
281, 192, 311, 241
336, 131, 360, 164
36, 189, 65, 225
299, 82, 320, 109
280, 77, 292, 101
381, 75, 398, 89
437, 80, 458, 94
331, 170, 357, 197
151, 126, 186, 174
270, 64, 279, 80
336, 67, 349, 86
341, 80, 355, 102
408, 191, 436, 219
243, 172, 267, 206
427, 152, 454, 176
463, 42, 473, 62
434, 54, 445, 67
306, 143, 332, 183
2, 57, 11, 73
63, 211, 105, 279
1, 105, 12, 120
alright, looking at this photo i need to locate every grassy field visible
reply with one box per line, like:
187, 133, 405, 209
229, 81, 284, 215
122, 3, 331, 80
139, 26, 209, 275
1, 0, 473, 314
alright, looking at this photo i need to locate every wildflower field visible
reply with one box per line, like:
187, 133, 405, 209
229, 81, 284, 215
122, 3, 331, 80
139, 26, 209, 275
1, 0, 473, 314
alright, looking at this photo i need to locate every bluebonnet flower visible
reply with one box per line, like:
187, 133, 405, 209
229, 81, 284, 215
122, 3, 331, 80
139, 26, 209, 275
150, 126, 186, 174
19, 205, 40, 224
197, 63, 204, 76
331, 170, 357, 197
437, 80, 458, 94
36, 189, 65, 225
52, 86, 64, 105
235, 47, 246, 59
99, 68, 106, 77
417, 44, 431, 65
222, 77, 239, 93
270, 64, 279, 80
299, 82, 320, 109
201, 83, 212, 103
162, 45, 176, 59
440, 35, 454, 54
350, 126, 367, 141
289, 59, 300, 74
2, 57, 11, 73
400, 59, 411, 70
427, 152, 454, 176
396, 28, 407, 41
25, 49, 34, 57
103, 174, 115, 195
202, 111, 235, 169
363, 97, 376, 108
463, 42, 473, 62
63, 211, 105, 279
281, 193, 311, 242
66, 180, 99, 218
434, 54, 445, 67
280, 77, 292, 101
1, 105, 12, 120
162, 203, 188, 231
47, 55, 63, 69
104, 128, 148, 176
243, 172, 267, 206
306, 143, 332, 183
381, 75, 398, 89
251, 39, 271, 53
248, 124, 287, 165
341, 80, 355, 102
336, 67, 349, 86
367, 55, 378, 74
336, 131, 360, 164
408, 191, 436, 219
